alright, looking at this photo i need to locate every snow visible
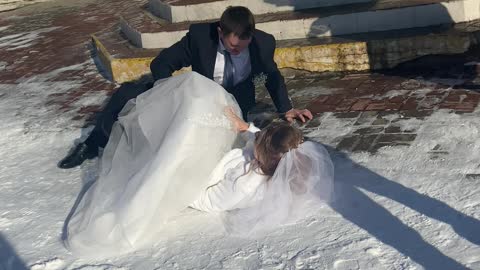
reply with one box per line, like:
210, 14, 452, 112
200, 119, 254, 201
0, 27, 61, 51
379, 90, 409, 99
0, 67, 479, 269
0, 0, 57, 12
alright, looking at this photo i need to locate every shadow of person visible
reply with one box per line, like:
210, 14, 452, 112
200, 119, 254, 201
324, 145, 477, 269
387, 47, 480, 91
61, 179, 96, 243
0, 233, 29, 270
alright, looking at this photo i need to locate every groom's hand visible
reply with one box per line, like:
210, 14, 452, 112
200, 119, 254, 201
284, 108, 313, 123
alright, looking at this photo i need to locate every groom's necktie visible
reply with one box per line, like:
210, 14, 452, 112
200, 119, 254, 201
223, 50, 235, 89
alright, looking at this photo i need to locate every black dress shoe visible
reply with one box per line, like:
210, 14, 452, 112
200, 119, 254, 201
58, 143, 98, 169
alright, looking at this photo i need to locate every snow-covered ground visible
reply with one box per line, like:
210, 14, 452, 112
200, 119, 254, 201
1, 62, 480, 269
0, 0, 56, 12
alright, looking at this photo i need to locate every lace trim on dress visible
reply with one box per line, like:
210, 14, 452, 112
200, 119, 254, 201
186, 113, 232, 128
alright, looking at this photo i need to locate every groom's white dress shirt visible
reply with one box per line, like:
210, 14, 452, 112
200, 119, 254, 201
190, 123, 267, 212
213, 39, 252, 87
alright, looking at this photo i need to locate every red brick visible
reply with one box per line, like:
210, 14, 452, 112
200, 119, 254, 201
324, 95, 346, 105
308, 104, 337, 113
444, 94, 462, 103
454, 103, 477, 112
310, 95, 329, 104
336, 98, 358, 111
384, 102, 403, 111
439, 102, 460, 110
365, 102, 387, 111
463, 93, 480, 103
350, 99, 371, 111
388, 95, 407, 103
355, 82, 387, 96
325, 78, 364, 90
400, 98, 418, 111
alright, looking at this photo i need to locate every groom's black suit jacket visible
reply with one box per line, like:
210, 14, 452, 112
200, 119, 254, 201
150, 22, 292, 114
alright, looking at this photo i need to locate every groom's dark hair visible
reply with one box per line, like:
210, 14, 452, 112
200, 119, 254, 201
220, 6, 255, 40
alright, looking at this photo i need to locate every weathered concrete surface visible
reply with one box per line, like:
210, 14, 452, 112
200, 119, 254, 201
95, 20, 480, 83
123, 0, 480, 49
274, 26, 475, 72
149, 0, 373, 23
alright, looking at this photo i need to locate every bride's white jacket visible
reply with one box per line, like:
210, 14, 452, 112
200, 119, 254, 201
190, 124, 268, 212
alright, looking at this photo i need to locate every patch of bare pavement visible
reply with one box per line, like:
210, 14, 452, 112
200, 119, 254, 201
2, 0, 480, 156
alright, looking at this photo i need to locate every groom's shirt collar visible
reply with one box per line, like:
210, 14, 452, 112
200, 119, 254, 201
213, 37, 251, 87
218, 37, 227, 53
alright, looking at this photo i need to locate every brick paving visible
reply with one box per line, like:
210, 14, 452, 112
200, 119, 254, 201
258, 54, 480, 153
0, 0, 146, 124
2, 0, 480, 154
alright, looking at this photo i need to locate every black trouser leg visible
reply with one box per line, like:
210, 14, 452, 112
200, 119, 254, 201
226, 79, 256, 120
85, 82, 151, 148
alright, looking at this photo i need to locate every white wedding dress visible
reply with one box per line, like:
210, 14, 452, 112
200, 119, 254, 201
65, 72, 334, 258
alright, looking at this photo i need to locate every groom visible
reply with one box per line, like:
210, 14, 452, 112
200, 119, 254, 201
59, 6, 312, 169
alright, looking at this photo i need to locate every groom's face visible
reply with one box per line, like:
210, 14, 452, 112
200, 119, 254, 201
218, 27, 252, 55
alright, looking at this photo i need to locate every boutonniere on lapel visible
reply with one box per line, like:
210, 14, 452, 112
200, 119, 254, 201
252, 72, 267, 90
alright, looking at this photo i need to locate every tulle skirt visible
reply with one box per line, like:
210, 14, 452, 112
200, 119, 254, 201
65, 72, 242, 257
65, 72, 336, 258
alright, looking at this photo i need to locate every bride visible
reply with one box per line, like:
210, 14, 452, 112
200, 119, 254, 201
65, 72, 334, 257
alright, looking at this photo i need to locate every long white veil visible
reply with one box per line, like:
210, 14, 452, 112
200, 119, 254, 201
222, 141, 334, 235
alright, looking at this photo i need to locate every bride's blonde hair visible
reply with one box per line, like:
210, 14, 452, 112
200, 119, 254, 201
252, 122, 303, 176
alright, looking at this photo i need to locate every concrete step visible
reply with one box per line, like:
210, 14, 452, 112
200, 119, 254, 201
121, 0, 480, 49
149, 0, 373, 23
92, 25, 161, 83
93, 19, 480, 83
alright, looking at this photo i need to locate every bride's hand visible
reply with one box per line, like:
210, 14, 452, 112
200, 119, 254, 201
224, 107, 249, 132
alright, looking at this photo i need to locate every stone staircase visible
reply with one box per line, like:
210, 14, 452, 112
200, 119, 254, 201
92, 0, 480, 83
149, 0, 372, 23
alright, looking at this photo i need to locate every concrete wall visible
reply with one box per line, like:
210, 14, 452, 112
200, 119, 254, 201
150, 0, 374, 23
260, 0, 480, 40
128, 0, 480, 49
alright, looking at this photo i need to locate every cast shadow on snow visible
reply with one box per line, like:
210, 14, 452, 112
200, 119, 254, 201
250, 103, 479, 268
61, 179, 96, 243
0, 233, 29, 270
324, 145, 478, 270
61, 149, 99, 243
60, 114, 479, 270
